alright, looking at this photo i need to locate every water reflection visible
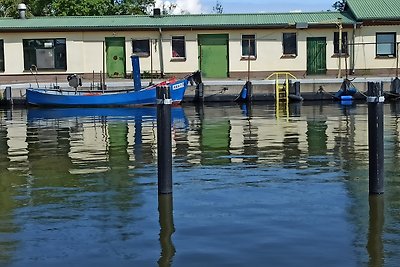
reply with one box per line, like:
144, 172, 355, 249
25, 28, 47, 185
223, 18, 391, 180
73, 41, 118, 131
0, 103, 399, 266
367, 196, 385, 267
158, 194, 175, 267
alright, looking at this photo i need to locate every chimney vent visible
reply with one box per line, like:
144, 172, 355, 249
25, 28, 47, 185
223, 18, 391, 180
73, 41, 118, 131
153, 8, 161, 17
17, 3, 27, 19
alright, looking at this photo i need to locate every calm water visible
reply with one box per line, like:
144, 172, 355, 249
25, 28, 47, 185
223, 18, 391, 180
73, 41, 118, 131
0, 102, 399, 267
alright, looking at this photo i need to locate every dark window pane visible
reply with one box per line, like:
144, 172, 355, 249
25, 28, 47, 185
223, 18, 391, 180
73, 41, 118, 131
242, 34, 256, 56
172, 36, 185, 58
283, 33, 297, 55
132, 39, 150, 56
0, 40, 4, 71
23, 38, 66, 70
334, 32, 348, 54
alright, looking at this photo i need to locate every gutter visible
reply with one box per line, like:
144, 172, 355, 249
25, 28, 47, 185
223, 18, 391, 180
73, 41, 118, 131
158, 28, 165, 78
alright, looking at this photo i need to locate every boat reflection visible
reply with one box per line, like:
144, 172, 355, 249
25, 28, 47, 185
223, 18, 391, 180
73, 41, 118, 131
27, 106, 188, 126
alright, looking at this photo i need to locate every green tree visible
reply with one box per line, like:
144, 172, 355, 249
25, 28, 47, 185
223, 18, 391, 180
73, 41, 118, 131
332, 0, 346, 11
0, 0, 21, 17
212, 1, 223, 14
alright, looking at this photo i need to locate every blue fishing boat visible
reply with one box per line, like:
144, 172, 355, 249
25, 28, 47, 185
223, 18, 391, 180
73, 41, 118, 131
26, 55, 199, 107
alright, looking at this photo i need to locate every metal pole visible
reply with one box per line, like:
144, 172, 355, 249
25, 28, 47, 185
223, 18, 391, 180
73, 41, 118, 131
396, 42, 399, 78
367, 82, 385, 195
102, 40, 106, 91
150, 39, 154, 84
247, 39, 251, 82
338, 18, 343, 79
158, 28, 165, 78
157, 85, 172, 194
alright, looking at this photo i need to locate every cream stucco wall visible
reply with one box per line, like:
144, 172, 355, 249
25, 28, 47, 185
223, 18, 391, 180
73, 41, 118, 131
0, 24, 398, 77
353, 25, 399, 71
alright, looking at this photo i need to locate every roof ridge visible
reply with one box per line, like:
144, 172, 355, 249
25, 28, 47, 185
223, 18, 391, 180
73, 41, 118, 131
16, 10, 344, 20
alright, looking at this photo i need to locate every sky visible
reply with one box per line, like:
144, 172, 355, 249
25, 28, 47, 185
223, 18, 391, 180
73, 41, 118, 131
154, 0, 339, 14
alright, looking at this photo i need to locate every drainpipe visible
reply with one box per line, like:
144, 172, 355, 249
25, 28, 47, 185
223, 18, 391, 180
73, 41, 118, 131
351, 23, 357, 74
338, 18, 342, 78
158, 28, 165, 78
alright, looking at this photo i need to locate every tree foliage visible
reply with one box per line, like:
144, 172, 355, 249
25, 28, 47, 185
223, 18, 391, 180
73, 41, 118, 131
212, 1, 223, 14
332, 0, 346, 12
0, 0, 155, 17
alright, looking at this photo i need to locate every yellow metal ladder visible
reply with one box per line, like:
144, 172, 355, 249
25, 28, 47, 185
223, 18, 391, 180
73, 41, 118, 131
266, 72, 297, 118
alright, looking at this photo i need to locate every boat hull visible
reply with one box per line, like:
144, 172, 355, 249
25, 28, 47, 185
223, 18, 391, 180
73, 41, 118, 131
26, 79, 188, 107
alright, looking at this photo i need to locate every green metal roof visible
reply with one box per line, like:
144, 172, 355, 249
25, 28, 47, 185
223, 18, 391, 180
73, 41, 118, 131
0, 12, 355, 31
345, 0, 400, 20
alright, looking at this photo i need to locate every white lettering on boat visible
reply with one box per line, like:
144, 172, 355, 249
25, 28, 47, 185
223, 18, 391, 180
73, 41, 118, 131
172, 82, 184, 90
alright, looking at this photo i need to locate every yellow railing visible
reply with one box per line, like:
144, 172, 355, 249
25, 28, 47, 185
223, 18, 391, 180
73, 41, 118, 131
266, 72, 297, 118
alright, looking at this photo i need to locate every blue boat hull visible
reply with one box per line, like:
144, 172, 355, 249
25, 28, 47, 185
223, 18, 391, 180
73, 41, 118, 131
26, 79, 188, 107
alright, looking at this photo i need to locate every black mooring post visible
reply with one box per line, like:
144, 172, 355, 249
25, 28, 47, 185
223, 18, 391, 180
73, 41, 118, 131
193, 71, 204, 103
367, 82, 385, 195
157, 85, 173, 194
5, 86, 13, 106
195, 82, 204, 102
246, 80, 253, 102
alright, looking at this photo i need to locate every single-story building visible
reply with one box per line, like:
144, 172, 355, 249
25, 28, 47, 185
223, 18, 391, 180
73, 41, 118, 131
0, 0, 398, 83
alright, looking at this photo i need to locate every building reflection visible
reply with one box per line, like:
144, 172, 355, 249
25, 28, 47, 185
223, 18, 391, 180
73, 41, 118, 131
0, 110, 21, 264
0, 103, 399, 265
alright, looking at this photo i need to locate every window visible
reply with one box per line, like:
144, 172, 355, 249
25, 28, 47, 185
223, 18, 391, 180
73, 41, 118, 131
172, 36, 186, 59
283, 33, 297, 56
241, 34, 256, 57
376, 32, 396, 57
132, 39, 150, 57
23, 39, 66, 70
334, 32, 348, 55
0, 40, 4, 72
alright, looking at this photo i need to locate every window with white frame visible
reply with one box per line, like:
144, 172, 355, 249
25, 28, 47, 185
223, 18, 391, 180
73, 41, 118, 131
172, 36, 186, 59
376, 32, 396, 57
241, 34, 256, 58
282, 33, 297, 56
23, 38, 67, 70
132, 39, 150, 57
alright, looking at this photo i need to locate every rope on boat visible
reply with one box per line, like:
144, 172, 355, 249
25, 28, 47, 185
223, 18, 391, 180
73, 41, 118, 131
317, 86, 339, 100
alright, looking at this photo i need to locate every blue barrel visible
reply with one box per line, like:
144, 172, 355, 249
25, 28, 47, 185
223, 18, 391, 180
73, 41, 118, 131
240, 86, 248, 99
341, 95, 353, 101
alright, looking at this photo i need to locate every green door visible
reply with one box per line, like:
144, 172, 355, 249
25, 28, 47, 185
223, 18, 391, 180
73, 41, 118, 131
307, 37, 326, 75
198, 34, 229, 78
105, 37, 126, 78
